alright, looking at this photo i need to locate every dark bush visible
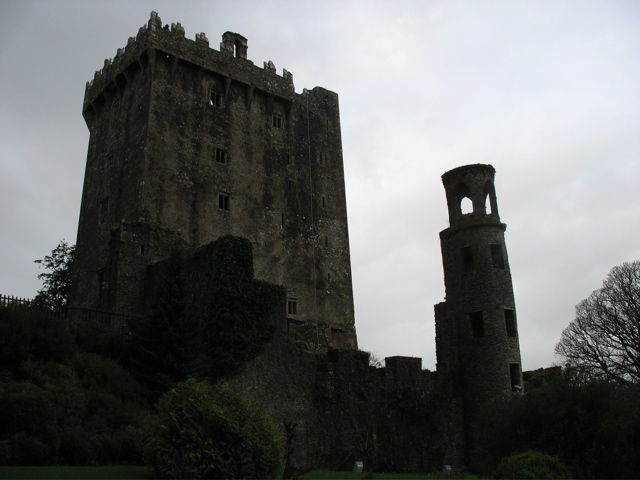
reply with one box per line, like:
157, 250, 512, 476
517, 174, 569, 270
494, 451, 572, 479
145, 379, 283, 479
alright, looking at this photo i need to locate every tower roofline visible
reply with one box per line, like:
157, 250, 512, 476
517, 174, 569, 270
441, 163, 495, 184
83, 11, 298, 116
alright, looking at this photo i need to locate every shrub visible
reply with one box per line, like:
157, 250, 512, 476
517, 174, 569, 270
494, 451, 572, 479
145, 379, 283, 479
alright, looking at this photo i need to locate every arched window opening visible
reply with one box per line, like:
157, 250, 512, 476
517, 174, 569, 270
483, 180, 497, 216
460, 196, 473, 214
456, 182, 472, 215
484, 193, 493, 214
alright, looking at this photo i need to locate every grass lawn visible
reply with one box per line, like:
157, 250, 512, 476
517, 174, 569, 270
0, 466, 150, 479
299, 471, 470, 479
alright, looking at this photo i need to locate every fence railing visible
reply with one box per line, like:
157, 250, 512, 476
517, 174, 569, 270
0, 294, 130, 333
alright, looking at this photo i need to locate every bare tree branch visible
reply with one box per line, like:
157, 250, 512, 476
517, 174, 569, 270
555, 261, 640, 386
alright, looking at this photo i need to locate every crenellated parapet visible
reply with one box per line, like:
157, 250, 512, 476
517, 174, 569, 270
84, 11, 295, 117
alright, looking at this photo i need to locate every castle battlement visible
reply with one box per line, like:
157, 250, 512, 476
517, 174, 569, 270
84, 11, 295, 116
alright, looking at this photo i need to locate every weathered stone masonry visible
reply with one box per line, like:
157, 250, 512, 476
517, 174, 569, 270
70, 12, 524, 473
71, 12, 356, 352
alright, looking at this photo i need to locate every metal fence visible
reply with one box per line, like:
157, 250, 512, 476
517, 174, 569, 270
0, 294, 130, 333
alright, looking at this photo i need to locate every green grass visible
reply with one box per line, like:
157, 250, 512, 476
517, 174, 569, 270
299, 471, 472, 479
0, 466, 150, 479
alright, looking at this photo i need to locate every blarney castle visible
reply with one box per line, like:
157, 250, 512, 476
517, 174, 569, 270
70, 12, 523, 472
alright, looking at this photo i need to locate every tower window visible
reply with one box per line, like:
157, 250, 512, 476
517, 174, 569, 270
214, 148, 228, 164
491, 244, 505, 269
272, 115, 282, 129
460, 196, 473, 214
321, 196, 326, 208
318, 151, 325, 166
469, 311, 484, 337
287, 299, 298, 315
99, 197, 109, 224
287, 154, 293, 165
97, 269, 106, 300
505, 309, 517, 337
217, 193, 230, 211
510, 363, 522, 392
210, 91, 223, 107
323, 235, 329, 248
461, 246, 474, 273
287, 179, 294, 192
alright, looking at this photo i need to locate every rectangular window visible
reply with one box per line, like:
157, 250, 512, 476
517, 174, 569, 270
491, 244, 505, 269
272, 115, 282, 129
510, 363, 522, 392
461, 246, 474, 273
217, 193, 230, 211
469, 311, 484, 337
323, 235, 329, 248
287, 179, 294, 192
210, 91, 223, 107
287, 299, 297, 315
215, 148, 228, 164
321, 196, 326, 208
99, 197, 109, 224
318, 151, 325, 166
505, 309, 517, 337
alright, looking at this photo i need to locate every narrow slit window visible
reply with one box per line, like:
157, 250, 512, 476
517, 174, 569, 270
491, 244, 505, 269
272, 115, 282, 129
323, 235, 329, 248
215, 148, 228, 164
281, 213, 286, 226
99, 197, 109, 224
461, 246, 474, 273
288, 179, 294, 192
505, 309, 517, 337
469, 311, 484, 338
318, 151, 325, 166
510, 363, 522, 392
218, 193, 230, 211
287, 299, 297, 316
322, 196, 326, 208
210, 91, 223, 107
97, 269, 105, 300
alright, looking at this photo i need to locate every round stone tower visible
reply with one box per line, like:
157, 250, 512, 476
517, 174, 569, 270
435, 164, 523, 468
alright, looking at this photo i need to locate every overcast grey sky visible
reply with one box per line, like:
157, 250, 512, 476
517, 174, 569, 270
1, 0, 639, 370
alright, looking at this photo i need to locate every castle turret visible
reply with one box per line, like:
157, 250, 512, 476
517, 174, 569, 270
435, 164, 523, 468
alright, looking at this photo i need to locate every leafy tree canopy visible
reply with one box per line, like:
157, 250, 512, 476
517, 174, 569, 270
0, 306, 148, 466
34, 240, 75, 309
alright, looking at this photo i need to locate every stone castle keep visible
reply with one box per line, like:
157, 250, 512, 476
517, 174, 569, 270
70, 12, 523, 472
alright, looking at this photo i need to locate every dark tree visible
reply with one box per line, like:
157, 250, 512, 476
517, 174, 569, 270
34, 240, 75, 309
555, 260, 640, 386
